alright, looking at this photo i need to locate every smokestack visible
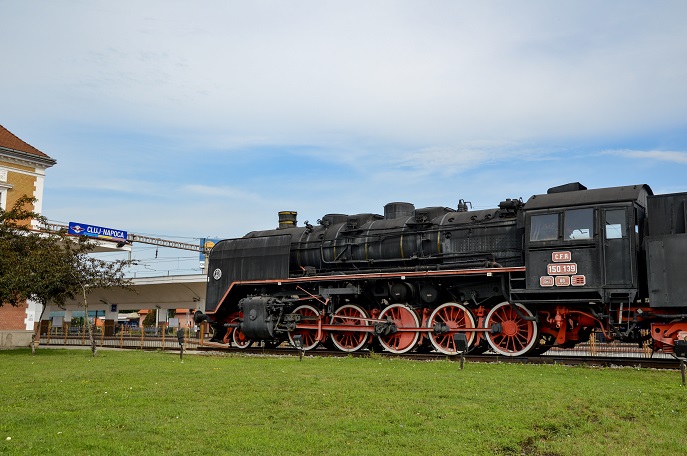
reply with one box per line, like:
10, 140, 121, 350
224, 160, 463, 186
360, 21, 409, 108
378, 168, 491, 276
278, 211, 297, 229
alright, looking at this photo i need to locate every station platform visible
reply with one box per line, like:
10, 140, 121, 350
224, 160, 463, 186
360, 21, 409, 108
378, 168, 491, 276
32, 274, 207, 339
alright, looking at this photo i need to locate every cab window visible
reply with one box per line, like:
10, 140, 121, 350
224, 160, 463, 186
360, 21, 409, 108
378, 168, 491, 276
605, 209, 627, 239
564, 208, 593, 240
530, 213, 559, 241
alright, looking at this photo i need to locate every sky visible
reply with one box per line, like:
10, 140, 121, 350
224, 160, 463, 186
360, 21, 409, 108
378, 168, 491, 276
2, 0, 687, 276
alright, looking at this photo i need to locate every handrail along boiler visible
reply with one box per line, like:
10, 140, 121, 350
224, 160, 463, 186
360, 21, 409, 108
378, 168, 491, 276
194, 183, 687, 356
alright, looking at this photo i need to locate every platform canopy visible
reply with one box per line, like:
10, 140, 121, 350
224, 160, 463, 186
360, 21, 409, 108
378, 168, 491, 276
57, 274, 207, 312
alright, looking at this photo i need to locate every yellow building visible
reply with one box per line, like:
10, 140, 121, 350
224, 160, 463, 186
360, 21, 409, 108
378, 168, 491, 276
0, 124, 56, 348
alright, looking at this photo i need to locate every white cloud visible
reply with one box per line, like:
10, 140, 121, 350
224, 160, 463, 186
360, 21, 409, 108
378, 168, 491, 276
3, 1, 686, 145
183, 184, 265, 202
603, 149, 687, 164
392, 143, 560, 176
3, 0, 687, 247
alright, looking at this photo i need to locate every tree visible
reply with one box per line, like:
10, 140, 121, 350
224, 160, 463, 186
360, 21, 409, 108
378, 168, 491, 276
0, 195, 134, 355
142, 309, 157, 327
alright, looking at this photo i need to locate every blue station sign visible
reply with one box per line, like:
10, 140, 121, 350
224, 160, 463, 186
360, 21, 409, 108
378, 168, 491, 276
68, 222, 128, 242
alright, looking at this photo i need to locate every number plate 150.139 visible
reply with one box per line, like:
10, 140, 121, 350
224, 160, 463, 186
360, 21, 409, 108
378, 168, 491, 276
547, 263, 577, 275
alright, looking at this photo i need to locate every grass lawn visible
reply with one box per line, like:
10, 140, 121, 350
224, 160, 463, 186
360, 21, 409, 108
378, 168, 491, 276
0, 348, 685, 455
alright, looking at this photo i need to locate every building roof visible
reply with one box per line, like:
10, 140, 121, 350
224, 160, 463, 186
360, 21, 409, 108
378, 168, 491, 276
0, 124, 56, 166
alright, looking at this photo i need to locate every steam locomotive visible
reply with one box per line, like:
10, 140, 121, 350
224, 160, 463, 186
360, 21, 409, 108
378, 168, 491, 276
195, 182, 687, 357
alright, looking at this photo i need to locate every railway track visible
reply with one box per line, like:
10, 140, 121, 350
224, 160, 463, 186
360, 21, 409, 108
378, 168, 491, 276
195, 342, 682, 370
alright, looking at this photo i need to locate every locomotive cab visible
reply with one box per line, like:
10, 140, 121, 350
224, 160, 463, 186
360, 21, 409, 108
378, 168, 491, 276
512, 183, 652, 307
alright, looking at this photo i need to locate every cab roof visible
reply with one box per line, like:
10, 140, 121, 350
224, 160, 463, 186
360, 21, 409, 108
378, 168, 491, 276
524, 184, 653, 211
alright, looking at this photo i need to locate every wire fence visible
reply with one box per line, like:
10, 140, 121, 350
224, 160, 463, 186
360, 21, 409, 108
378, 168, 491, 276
544, 330, 672, 359
39, 324, 206, 350
37, 325, 671, 359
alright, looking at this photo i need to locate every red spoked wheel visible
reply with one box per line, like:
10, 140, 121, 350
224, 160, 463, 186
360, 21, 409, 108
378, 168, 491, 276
485, 302, 538, 356
377, 304, 420, 354
330, 304, 370, 352
427, 302, 476, 355
288, 305, 323, 351
232, 328, 252, 349
222, 313, 252, 349
221, 313, 239, 345
231, 316, 253, 349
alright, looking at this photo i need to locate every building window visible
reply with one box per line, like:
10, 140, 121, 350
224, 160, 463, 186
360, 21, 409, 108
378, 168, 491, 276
0, 181, 13, 211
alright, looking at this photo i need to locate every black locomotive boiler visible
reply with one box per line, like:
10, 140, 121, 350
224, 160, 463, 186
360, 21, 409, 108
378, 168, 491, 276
195, 183, 687, 357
